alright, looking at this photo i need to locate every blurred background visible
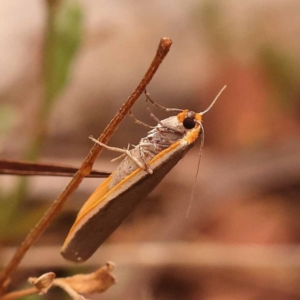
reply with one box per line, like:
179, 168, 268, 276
0, 0, 300, 299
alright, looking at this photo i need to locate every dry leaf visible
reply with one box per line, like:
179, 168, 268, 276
55, 262, 116, 294
28, 272, 56, 294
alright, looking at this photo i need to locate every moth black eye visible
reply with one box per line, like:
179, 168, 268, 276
183, 117, 196, 129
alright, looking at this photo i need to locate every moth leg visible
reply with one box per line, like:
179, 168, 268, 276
144, 89, 183, 113
128, 110, 154, 129
111, 144, 131, 162
145, 101, 184, 135
137, 145, 153, 174
89, 136, 153, 174
111, 153, 126, 162
139, 142, 155, 147
155, 126, 184, 138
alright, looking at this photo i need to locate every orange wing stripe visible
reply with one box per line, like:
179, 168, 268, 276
76, 175, 112, 217
67, 127, 200, 237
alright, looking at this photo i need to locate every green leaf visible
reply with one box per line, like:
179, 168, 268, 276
44, 0, 84, 106
0, 105, 16, 137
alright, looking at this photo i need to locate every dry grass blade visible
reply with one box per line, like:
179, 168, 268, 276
0, 37, 173, 292
0, 160, 110, 177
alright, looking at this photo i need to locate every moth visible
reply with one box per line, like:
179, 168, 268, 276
61, 87, 226, 262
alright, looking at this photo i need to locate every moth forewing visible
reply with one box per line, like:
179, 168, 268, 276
61, 122, 201, 262
61, 86, 226, 262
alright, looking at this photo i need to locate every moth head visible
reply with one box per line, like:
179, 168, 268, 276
177, 85, 227, 130
177, 110, 202, 130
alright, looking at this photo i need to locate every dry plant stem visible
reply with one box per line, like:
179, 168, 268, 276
0, 287, 39, 300
0, 284, 81, 300
51, 281, 84, 300
0, 37, 172, 292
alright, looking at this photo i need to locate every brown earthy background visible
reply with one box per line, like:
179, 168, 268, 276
0, 0, 300, 299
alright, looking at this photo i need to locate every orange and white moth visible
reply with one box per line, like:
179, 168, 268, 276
61, 86, 226, 262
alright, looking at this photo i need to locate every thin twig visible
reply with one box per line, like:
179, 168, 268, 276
0, 288, 39, 300
0, 159, 109, 177
0, 37, 172, 292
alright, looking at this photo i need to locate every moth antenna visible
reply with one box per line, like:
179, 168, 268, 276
200, 85, 226, 115
186, 122, 204, 218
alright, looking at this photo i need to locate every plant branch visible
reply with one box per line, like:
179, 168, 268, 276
0, 37, 172, 292
0, 288, 39, 300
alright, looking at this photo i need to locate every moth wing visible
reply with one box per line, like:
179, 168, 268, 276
61, 140, 193, 262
